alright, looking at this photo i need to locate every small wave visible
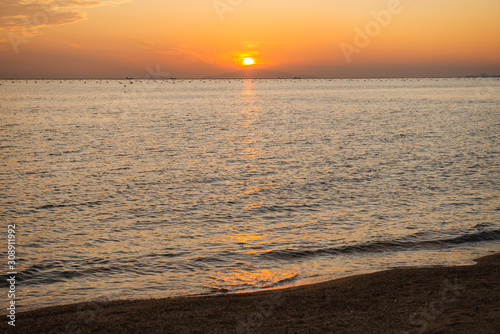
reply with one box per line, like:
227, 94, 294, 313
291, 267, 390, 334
447, 229, 500, 244
261, 229, 500, 260
36, 200, 108, 210
13, 253, 194, 286
15, 264, 133, 285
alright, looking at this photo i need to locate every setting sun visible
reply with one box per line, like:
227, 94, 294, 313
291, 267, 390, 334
243, 57, 255, 66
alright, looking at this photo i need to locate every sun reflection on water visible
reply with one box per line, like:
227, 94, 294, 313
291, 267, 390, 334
220, 79, 278, 211
207, 267, 298, 292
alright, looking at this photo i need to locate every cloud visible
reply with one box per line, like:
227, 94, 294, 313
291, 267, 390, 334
169, 48, 217, 65
52, 1, 103, 8
0, 12, 86, 32
0, 0, 128, 31
58, 40, 80, 48
0, 38, 9, 51
158, 47, 217, 65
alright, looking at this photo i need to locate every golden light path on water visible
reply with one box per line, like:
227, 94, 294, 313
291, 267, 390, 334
206, 80, 299, 291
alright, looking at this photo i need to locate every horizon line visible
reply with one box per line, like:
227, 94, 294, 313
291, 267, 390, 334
1, 75, 499, 80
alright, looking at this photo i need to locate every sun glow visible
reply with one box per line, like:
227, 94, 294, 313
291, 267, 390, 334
242, 57, 255, 65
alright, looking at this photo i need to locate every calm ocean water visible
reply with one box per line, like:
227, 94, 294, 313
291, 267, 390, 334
1, 78, 499, 312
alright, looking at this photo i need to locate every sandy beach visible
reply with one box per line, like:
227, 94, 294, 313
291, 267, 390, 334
2, 253, 499, 333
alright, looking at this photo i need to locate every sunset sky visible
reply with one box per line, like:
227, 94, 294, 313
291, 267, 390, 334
1, 0, 499, 78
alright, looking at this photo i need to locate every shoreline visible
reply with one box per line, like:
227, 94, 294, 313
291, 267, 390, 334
3, 253, 499, 333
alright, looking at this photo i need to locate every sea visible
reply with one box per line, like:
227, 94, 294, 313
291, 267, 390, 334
1, 78, 499, 313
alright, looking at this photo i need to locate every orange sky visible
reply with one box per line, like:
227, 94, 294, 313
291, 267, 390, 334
0, 0, 499, 78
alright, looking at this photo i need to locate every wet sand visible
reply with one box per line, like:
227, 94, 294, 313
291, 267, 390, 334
3, 253, 499, 333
